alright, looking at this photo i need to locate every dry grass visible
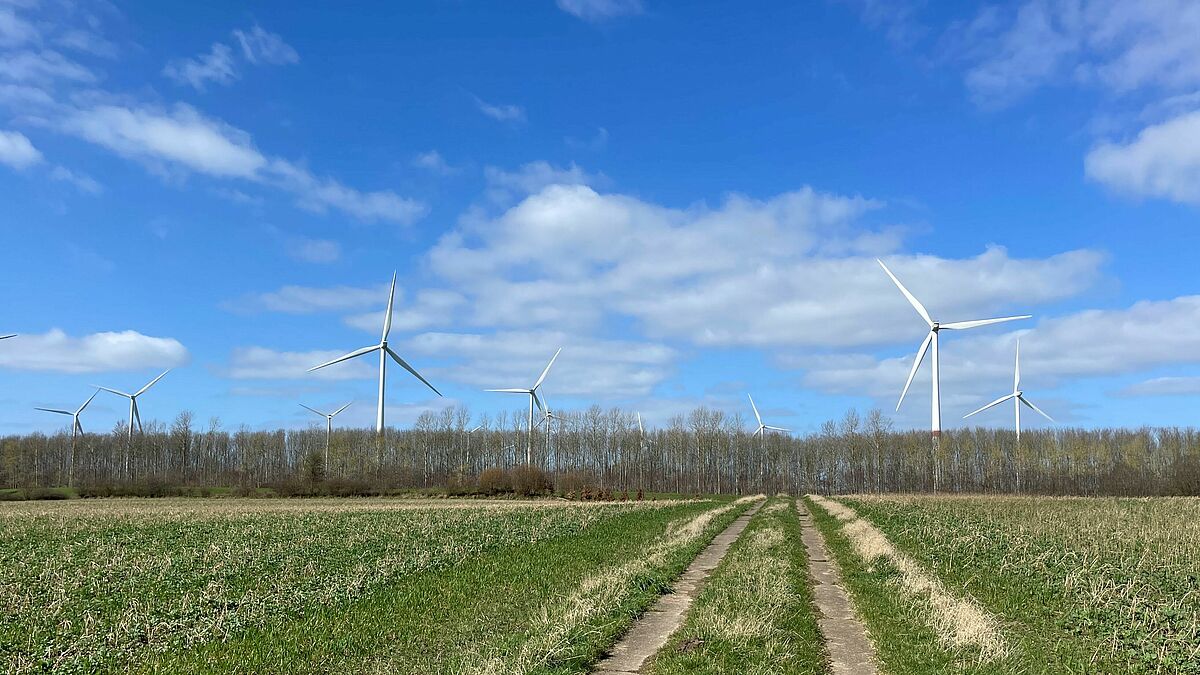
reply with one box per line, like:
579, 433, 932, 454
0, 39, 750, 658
467, 495, 765, 674
809, 494, 1009, 662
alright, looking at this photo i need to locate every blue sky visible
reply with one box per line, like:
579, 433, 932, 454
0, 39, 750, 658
3, 0, 1200, 435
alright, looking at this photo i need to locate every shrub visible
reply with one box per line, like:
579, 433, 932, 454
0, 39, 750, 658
558, 470, 594, 498
478, 467, 512, 495
323, 478, 375, 497
511, 465, 551, 497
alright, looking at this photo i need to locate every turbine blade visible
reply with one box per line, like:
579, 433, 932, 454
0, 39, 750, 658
35, 408, 72, 415
963, 393, 1016, 419
135, 369, 171, 397
877, 259, 933, 327
77, 389, 100, 414
1018, 395, 1054, 421
897, 332, 933, 411
0, 334, 15, 340
533, 347, 562, 390
133, 400, 143, 432
300, 404, 326, 417
382, 271, 397, 341
765, 425, 790, 432
75, 418, 84, 435
309, 344, 378, 371
486, 388, 530, 394
940, 315, 1031, 330
333, 401, 353, 416
95, 386, 132, 398
747, 394, 762, 426
1014, 339, 1021, 392
385, 346, 442, 396
531, 390, 545, 414
637, 412, 643, 435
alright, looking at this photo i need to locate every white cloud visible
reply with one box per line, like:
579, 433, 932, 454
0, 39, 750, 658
225, 283, 387, 314
0, 329, 188, 373
1118, 376, 1200, 397
54, 29, 118, 58
0, 7, 38, 47
957, 0, 1200, 105
59, 103, 427, 224
49, 165, 102, 193
556, 0, 644, 22
0, 49, 94, 84
483, 161, 601, 202
1085, 110, 1200, 204
284, 236, 341, 264
412, 150, 457, 175
232, 25, 299, 65
797, 294, 1200, 423
344, 289, 465, 333
224, 346, 373, 381
473, 95, 525, 123
400, 330, 675, 398
163, 43, 236, 91
0, 128, 41, 168
425, 183, 1101, 346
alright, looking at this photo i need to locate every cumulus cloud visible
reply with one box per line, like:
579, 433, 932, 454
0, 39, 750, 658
412, 150, 457, 175
224, 283, 388, 314
224, 346, 374, 380
1117, 376, 1200, 397
0, 128, 41, 168
483, 161, 602, 202
399, 330, 676, 398
425, 183, 1101, 347
0, 330, 189, 373
556, 0, 644, 22
343, 289, 465, 334
1085, 110, 1200, 204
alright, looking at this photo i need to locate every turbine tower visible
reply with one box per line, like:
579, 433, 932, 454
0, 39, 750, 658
96, 370, 171, 441
35, 389, 99, 488
878, 259, 1031, 440
308, 272, 441, 434
300, 401, 352, 469
486, 347, 561, 465
963, 340, 1053, 443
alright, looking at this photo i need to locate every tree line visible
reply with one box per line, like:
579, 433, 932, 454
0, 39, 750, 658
2, 406, 1198, 496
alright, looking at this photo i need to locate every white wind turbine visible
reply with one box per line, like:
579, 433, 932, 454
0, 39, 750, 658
878, 259, 1031, 440
963, 340, 1052, 442
36, 389, 99, 488
308, 273, 441, 434
748, 394, 789, 438
486, 347, 561, 465
96, 370, 171, 442
300, 401, 352, 469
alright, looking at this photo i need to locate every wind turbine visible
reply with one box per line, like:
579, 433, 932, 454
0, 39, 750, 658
486, 347, 561, 465
308, 272, 441, 434
748, 394, 789, 438
878, 259, 1031, 440
300, 401, 352, 469
748, 394, 788, 491
963, 340, 1052, 443
36, 389, 99, 488
96, 370, 170, 442
0, 334, 15, 340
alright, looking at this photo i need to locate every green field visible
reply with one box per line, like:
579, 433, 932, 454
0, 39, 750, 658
3, 494, 1197, 674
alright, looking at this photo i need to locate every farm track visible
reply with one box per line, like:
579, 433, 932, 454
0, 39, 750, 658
797, 499, 877, 675
592, 498, 764, 674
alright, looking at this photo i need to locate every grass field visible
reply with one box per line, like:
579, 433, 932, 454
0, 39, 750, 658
808, 494, 1200, 675
0, 496, 754, 674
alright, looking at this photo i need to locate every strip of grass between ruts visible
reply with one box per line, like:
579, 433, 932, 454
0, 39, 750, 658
647, 495, 829, 675
804, 495, 1022, 675
145, 497, 757, 674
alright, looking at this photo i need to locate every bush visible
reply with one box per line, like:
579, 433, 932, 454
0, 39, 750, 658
511, 465, 552, 496
478, 467, 512, 495
323, 477, 375, 497
558, 470, 595, 498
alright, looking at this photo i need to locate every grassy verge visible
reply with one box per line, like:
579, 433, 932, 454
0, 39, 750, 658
648, 496, 828, 675
144, 498, 756, 674
804, 496, 1012, 675
844, 495, 1200, 674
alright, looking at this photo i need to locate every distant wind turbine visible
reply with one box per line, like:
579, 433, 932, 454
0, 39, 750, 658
96, 370, 171, 442
308, 272, 441, 434
878, 259, 1031, 440
301, 401, 352, 469
964, 340, 1053, 443
748, 394, 789, 438
486, 347, 561, 465
0, 334, 15, 340
36, 389, 99, 488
